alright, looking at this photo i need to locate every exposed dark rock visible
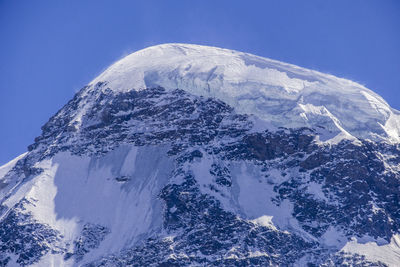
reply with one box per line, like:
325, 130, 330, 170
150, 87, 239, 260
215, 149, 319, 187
1, 86, 398, 266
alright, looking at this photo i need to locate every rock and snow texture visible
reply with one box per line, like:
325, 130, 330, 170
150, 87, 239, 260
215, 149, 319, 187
0, 44, 400, 266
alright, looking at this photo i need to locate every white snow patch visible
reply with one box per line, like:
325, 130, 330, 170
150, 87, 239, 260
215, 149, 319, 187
307, 181, 328, 202
341, 234, 400, 267
230, 162, 316, 241
248, 250, 270, 258
250, 215, 277, 231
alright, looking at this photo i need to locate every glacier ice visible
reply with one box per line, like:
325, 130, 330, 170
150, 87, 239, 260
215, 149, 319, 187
91, 43, 400, 143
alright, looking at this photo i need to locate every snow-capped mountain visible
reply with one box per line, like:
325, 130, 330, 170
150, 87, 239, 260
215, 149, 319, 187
1, 43, 400, 266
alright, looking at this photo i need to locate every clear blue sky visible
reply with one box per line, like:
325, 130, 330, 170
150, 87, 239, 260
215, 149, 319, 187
1, 0, 399, 165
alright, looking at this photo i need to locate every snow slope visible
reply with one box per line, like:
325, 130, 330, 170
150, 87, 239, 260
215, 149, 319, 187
1, 146, 174, 266
91, 43, 400, 143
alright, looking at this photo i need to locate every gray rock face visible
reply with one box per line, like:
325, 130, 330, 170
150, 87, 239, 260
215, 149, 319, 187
0, 84, 399, 266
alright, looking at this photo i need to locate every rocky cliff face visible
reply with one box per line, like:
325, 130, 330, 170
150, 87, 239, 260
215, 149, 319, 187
1, 44, 399, 266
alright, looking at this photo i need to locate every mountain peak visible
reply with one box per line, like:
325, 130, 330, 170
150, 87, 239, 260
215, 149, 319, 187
2, 44, 400, 267
88, 43, 400, 143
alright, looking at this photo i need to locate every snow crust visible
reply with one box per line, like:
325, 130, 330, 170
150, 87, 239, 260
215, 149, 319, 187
90, 43, 400, 143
